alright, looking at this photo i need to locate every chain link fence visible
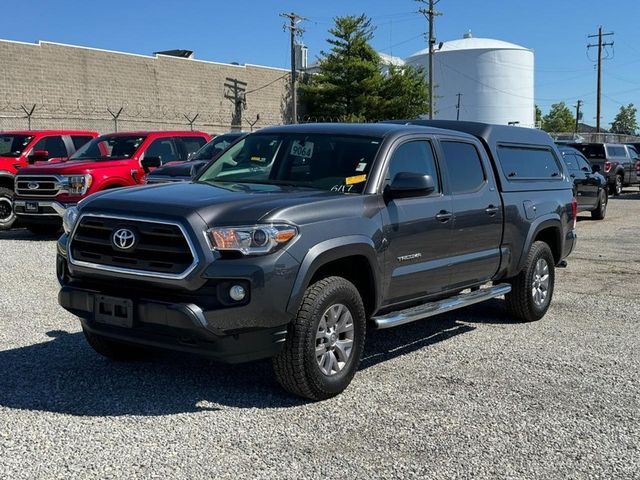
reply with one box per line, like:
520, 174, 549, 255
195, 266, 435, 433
551, 132, 640, 144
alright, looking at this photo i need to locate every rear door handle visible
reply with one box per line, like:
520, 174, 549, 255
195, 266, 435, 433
485, 205, 499, 216
436, 210, 453, 223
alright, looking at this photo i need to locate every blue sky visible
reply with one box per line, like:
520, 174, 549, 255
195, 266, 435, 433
2, 0, 639, 126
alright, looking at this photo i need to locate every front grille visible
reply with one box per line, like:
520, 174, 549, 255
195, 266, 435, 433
69, 215, 196, 277
15, 175, 62, 197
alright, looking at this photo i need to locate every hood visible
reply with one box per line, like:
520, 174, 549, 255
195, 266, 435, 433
82, 181, 366, 226
147, 160, 208, 179
0, 156, 22, 173
17, 158, 133, 175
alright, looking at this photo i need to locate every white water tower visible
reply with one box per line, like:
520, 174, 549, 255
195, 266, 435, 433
405, 32, 535, 127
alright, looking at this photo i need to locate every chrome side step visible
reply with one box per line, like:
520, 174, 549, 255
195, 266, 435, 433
372, 283, 512, 329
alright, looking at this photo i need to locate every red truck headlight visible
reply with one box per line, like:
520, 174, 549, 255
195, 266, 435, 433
61, 175, 92, 195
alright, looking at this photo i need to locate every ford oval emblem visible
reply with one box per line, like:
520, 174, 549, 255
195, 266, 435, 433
27, 182, 39, 190
112, 228, 136, 250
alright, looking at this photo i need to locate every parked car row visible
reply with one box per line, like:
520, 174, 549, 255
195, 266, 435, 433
0, 129, 257, 234
566, 141, 640, 196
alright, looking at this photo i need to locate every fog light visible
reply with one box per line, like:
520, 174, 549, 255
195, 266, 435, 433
229, 284, 246, 301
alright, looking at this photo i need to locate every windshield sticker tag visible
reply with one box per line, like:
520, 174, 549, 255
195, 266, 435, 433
290, 141, 314, 158
345, 174, 367, 185
355, 162, 367, 172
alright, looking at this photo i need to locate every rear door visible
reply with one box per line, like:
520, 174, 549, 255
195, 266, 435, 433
380, 136, 454, 304
438, 138, 503, 289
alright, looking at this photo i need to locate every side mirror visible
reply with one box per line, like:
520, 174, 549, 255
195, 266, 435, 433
27, 150, 49, 164
141, 156, 161, 173
591, 164, 601, 173
386, 172, 435, 199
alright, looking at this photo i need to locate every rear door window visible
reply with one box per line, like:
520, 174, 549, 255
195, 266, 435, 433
145, 138, 179, 164
497, 146, 561, 179
71, 135, 95, 151
606, 145, 626, 157
441, 141, 486, 193
562, 153, 580, 172
180, 137, 208, 159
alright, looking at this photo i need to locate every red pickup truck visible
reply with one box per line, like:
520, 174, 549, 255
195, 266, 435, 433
14, 130, 210, 234
0, 130, 98, 230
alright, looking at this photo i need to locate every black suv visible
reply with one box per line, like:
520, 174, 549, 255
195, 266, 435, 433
568, 142, 640, 195
557, 145, 607, 220
57, 121, 576, 400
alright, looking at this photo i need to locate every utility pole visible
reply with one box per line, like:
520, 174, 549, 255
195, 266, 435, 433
417, 0, 441, 119
455, 93, 462, 121
587, 26, 614, 133
574, 100, 583, 134
280, 12, 305, 124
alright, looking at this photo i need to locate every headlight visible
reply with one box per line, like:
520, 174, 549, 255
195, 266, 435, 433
62, 206, 79, 234
61, 174, 92, 195
205, 224, 297, 256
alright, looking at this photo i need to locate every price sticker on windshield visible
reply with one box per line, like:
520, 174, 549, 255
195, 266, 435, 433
290, 141, 314, 158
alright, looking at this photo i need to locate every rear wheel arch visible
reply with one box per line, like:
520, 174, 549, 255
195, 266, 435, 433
517, 218, 562, 272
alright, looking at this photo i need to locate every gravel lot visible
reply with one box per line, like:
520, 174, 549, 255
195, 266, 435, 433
1, 192, 639, 479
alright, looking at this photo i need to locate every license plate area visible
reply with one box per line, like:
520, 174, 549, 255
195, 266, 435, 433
25, 201, 38, 212
94, 295, 133, 328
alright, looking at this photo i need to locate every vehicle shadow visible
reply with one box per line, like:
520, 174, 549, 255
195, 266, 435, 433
613, 191, 640, 200
0, 228, 60, 241
0, 302, 514, 416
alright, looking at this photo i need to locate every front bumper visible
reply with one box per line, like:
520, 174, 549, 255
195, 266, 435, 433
59, 284, 288, 363
14, 199, 73, 218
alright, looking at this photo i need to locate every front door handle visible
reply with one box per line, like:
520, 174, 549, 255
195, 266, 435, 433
436, 210, 452, 223
485, 205, 499, 216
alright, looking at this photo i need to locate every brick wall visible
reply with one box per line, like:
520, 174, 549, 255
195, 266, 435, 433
0, 39, 291, 134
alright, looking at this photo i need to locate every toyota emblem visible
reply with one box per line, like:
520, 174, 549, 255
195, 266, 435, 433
27, 182, 39, 190
112, 228, 136, 250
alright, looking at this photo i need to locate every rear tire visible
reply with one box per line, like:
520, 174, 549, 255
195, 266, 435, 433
610, 174, 622, 196
591, 190, 607, 220
0, 187, 16, 231
272, 276, 366, 401
83, 328, 151, 361
505, 241, 555, 322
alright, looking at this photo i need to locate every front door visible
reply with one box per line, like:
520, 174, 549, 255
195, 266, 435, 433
381, 138, 453, 305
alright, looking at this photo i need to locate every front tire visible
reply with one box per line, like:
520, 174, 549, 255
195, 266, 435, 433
0, 187, 16, 231
591, 190, 607, 220
505, 241, 555, 322
272, 276, 366, 401
83, 328, 150, 361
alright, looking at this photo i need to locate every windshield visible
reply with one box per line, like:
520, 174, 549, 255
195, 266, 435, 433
197, 133, 382, 194
0, 134, 34, 157
70, 135, 146, 161
191, 133, 244, 161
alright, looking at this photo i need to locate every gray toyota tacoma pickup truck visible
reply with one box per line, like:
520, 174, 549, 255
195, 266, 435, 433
57, 121, 577, 400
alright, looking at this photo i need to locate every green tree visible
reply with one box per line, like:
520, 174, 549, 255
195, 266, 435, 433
377, 64, 429, 120
535, 104, 542, 127
299, 15, 429, 121
542, 102, 575, 133
610, 104, 638, 135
